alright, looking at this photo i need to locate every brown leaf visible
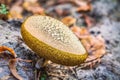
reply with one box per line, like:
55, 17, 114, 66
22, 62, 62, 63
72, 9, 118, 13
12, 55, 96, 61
70, 26, 106, 67
0, 46, 32, 79
72, 0, 89, 6
0, 0, 12, 5
83, 35, 106, 64
76, 1, 92, 12
57, 0, 90, 7
83, 14, 94, 27
23, 1, 45, 15
81, 39, 91, 51
7, 0, 23, 19
8, 58, 32, 80
18, 58, 32, 62
9, 59, 23, 80
61, 16, 76, 27
0, 14, 8, 20
0, 46, 17, 58
70, 26, 81, 33
71, 26, 89, 39
7, 11, 23, 19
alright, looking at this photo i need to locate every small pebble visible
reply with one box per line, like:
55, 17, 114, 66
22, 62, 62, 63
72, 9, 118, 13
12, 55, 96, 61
90, 31, 95, 34
5, 36, 8, 39
105, 40, 110, 44
97, 31, 101, 34
114, 40, 119, 44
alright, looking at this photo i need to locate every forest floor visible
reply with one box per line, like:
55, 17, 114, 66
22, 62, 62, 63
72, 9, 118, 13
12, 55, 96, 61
0, 0, 120, 80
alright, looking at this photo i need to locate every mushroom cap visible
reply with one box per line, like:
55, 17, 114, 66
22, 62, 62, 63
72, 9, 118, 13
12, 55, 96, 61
21, 15, 88, 66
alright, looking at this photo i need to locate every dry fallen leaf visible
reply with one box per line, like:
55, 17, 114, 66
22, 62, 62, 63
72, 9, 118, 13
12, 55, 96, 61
18, 58, 32, 63
61, 16, 76, 27
0, 14, 8, 20
9, 59, 23, 80
83, 14, 94, 27
73, 0, 92, 12
71, 0, 89, 6
0, 46, 22, 80
0, 46, 32, 80
82, 35, 105, 67
7, 11, 23, 19
0, 46, 17, 58
7, 0, 23, 19
57, 0, 90, 7
23, 1, 45, 15
71, 26, 89, 38
70, 26, 106, 68
76, 2, 92, 12
70, 25, 81, 33
9, 58, 32, 80
0, 0, 11, 5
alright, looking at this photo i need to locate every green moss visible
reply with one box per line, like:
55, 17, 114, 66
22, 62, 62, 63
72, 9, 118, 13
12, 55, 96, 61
0, 4, 8, 14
